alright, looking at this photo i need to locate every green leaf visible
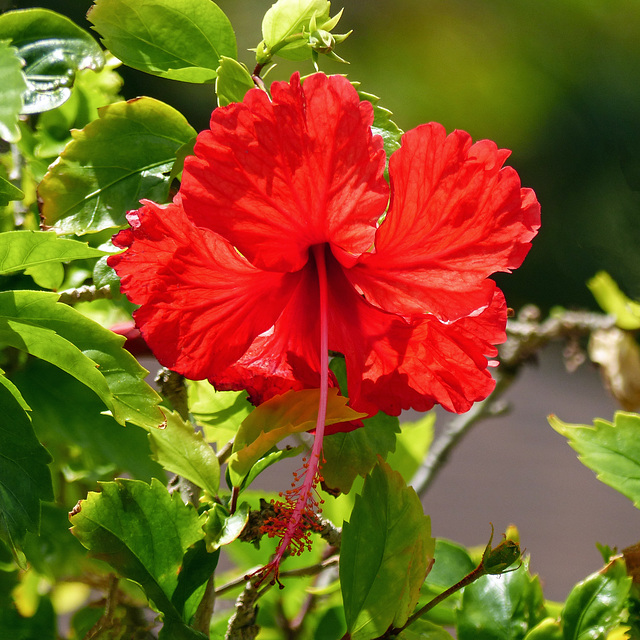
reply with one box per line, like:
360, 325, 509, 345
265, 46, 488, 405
70, 478, 211, 633
524, 618, 563, 640
549, 412, 640, 508
0, 290, 164, 429
39, 97, 196, 235
0, 175, 24, 206
0, 8, 104, 114
203, 502, 250, 552
386, 412, 435, 483
0, 230, 107, 276
187, 381, 252, 447
0, 41, 26, 143
0, 367, 30, 412
228, 387, 365, 487
24, 261, 65, 290
340, 459, 436, 638
88, 0, 236, 83
588, 271, 640, 330
147, 410, 220, 497
322, 411, 400, 494
0, 596, 56, 640
398, 618, 455, 640
0, 377, 53, 567
561, 558, 631, 640
456, 560, 546, 640
358, 88, 404, 160
10, 358, 163, 484
215, 56, 254, 107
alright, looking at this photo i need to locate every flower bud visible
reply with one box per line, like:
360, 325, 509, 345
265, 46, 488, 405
481, 525, 522, 575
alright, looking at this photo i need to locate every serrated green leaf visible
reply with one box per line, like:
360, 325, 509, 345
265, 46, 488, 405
340, 459, 435, 638
0, 290, 164, 429
10, 358, 163, 484
0, 8, 104, 114
549, 412, 640, 508
215, 56, 254, 107
228, 388, 365, 487
0, 378, 53, 567
0, 230, 107, 276
0, 175, 24, 206
0, 41, 26, 143
147, 410, 220, 497
322, 411, 400, 494
456, 560, 546, 640
187, 381, 252, 447
358, 88, 404, 160
588, 271, 640, 330
70, 478, 211, 632
561, 558, 631, 640
88, 0, 236, 83
39, 97, 196, 235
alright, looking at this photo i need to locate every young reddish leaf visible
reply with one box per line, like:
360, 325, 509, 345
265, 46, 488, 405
228, 388, 365, 487
88, 0, 236, 83
39, 97, 196, 235
340, 459, 435, 638
0, 290, 164, 429
147, 410, 220, 497
70, 478, 212, 636
549, 412, 640, 508
0, 378, 53, 567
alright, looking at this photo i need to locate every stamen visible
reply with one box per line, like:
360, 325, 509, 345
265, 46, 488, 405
251, 245, 330, 588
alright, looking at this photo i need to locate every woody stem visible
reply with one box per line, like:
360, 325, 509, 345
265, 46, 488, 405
269, 245, 329, 567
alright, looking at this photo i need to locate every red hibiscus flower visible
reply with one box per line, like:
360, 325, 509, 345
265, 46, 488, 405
108, 72, 539, 582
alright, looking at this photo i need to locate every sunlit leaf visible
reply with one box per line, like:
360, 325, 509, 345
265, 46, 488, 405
0, 230, 107, 276
0, 379, 53, 567
0, 290, 164, 429
385, 412, 435, 483
88, 0, 236, 83
549, 412, 640, 508
561, 558, 630, 640
0, 41, 26, 143
588, 271, 640, 330
187, 381, 252, 447
456, 560, 546, 640
0, 8, 104, 114
70, 478, 212, 637
39, 97, 196, 235
203, 502, 250, 552
523, 618, 563, 640
147, 410, 220, 497
341, 459, 436, 638
0, 175, 24, 206
215, 56, 254, 107
358, 88, 404, 159
228, 388, 365, 487
399, 619, 455, 640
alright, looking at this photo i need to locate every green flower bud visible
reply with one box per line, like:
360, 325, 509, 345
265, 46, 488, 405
481, 524, 522, 575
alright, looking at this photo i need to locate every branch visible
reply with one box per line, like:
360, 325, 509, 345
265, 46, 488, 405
58, 284, 113, 305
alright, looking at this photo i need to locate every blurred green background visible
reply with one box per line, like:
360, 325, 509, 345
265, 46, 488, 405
7, 0, 640, 311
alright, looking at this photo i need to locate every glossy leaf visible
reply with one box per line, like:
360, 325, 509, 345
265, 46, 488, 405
588, 271, 640, 330
561, 558, 630, 640
0, 290, 164, 429
203, 502, 250, 552
147, 410, 220, 497
70, 478, 211, 635
524, 618, 563, 640
399, 619, 455, 640
39, 97, 196, 235
0, 41, 26, 143
322, 411, 400, 494
0, 8, 104, 114
10, 358, 163, 483
88, 0, 236, 83
549, 412, 640, 508
187, 381, 252, 447
0, 175, 24, 205
0, 230, 107, 276
228, 388, 365, 487
215, 56, 254, 107
341, 459, 436, 638
0, 378, 53, 567
456, 560, 546, 640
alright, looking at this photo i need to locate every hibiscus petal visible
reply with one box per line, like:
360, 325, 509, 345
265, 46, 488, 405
108, 199, 300, 379
349, 122, 540, 321
180, 72, 389, 272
